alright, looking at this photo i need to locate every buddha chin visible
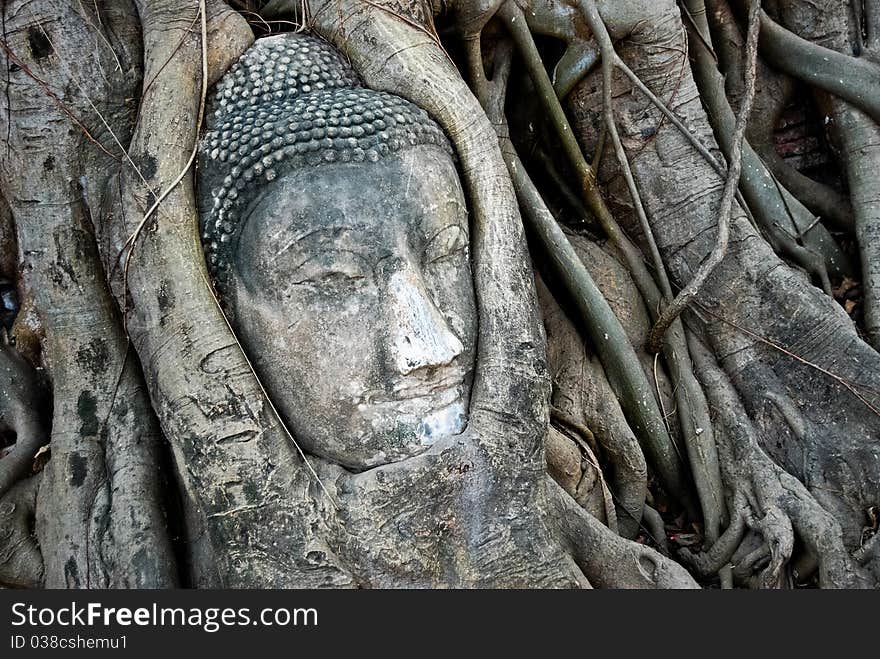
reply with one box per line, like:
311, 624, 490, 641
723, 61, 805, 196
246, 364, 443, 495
351, 359, 471, 460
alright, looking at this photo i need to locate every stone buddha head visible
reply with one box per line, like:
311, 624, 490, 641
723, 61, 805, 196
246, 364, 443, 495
198, 33, 476, 470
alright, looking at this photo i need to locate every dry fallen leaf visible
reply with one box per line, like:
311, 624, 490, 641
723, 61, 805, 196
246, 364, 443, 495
833, 277, 859, 300
32, 444, 51, 473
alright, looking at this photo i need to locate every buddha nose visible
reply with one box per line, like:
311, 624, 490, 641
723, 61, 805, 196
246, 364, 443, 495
387, 266, 464, 376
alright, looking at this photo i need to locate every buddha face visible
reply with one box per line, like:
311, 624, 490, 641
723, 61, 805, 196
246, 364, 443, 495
226, 144, 477, 470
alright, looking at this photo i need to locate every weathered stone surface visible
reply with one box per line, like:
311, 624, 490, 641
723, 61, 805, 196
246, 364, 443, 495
198, 32, 475, 470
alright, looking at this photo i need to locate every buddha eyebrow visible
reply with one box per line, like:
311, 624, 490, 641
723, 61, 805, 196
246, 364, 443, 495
267, 225, 365, 263
294, 227, 357, 243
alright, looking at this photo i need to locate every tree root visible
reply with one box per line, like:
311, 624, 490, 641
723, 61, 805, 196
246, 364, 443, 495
714, 19, 855, 233
0, 342, 46, 500
546, 424, 618, 530
734, 0, 880, 124
546, 476, 699, 588
829, 102, 880, 350
514, 0, 598, 99
646, 0, 760, 352
641, 504, 670, 554
539, 267, 650, 538
565, 0, 880, 583
0, 475, 43, 588
0, 0, 176, 587
686, 336, 873, 588
563, 0, 730, 552
509, 151, 695, 512
781, 0, 880, 351
683, 0, 847, 290
0, 0, 873, 589
469, 14, 690, 505
576, 0, 672, 338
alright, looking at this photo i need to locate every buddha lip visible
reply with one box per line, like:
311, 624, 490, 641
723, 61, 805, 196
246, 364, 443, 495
357, 375, 465, 405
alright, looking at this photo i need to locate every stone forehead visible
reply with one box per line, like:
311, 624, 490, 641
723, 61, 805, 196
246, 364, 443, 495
197, 32, 454, 287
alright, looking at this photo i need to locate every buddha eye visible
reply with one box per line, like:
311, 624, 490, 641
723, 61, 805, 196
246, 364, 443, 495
288, 252, 369, 288
424, 225, 468, 265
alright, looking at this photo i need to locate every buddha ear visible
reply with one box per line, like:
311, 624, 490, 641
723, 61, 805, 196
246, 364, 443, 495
309, 1, 551, 454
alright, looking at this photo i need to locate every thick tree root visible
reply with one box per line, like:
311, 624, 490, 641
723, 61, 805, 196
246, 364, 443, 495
546, 477, 699, 588
685, 338, 873, 588
0, 0, 176, 587
646, 0, 761, 352
0, 476, 43, 588
546, 424, 618, 530
0, 344, 46, 500
539, 266, 650, 538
